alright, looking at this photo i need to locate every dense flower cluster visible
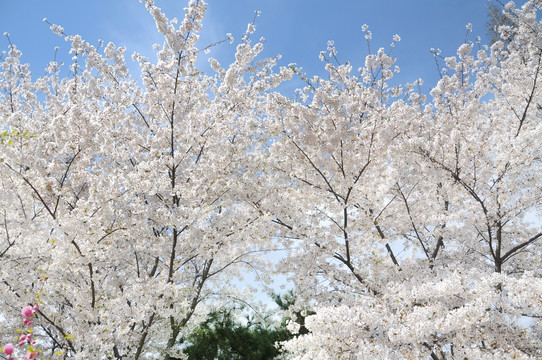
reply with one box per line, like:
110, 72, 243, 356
0, 0, 540, 359
2, 305, 40, 360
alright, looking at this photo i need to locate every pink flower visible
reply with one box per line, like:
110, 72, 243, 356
21, 306, 34, 318
26, 350, 38, 360
3, 343, 14, 355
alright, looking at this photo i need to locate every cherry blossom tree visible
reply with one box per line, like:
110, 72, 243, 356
0, 1, 291, 358
0, 0, 541, 359
269, 2, 541, 359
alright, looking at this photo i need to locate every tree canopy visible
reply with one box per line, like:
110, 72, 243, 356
180, 309, 288, 360
0, 0, 540, 359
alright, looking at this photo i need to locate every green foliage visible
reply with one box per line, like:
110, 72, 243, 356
180, 309, 290, 360
179, 292, 315, 360
0, 129, 37, 163
0, 129, 37, 146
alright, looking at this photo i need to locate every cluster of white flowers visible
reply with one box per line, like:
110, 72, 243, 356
0, 1, 540, 359
42, 18, 64, 36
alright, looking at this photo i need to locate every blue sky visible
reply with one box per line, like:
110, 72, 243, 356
0, 0, 522, 94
